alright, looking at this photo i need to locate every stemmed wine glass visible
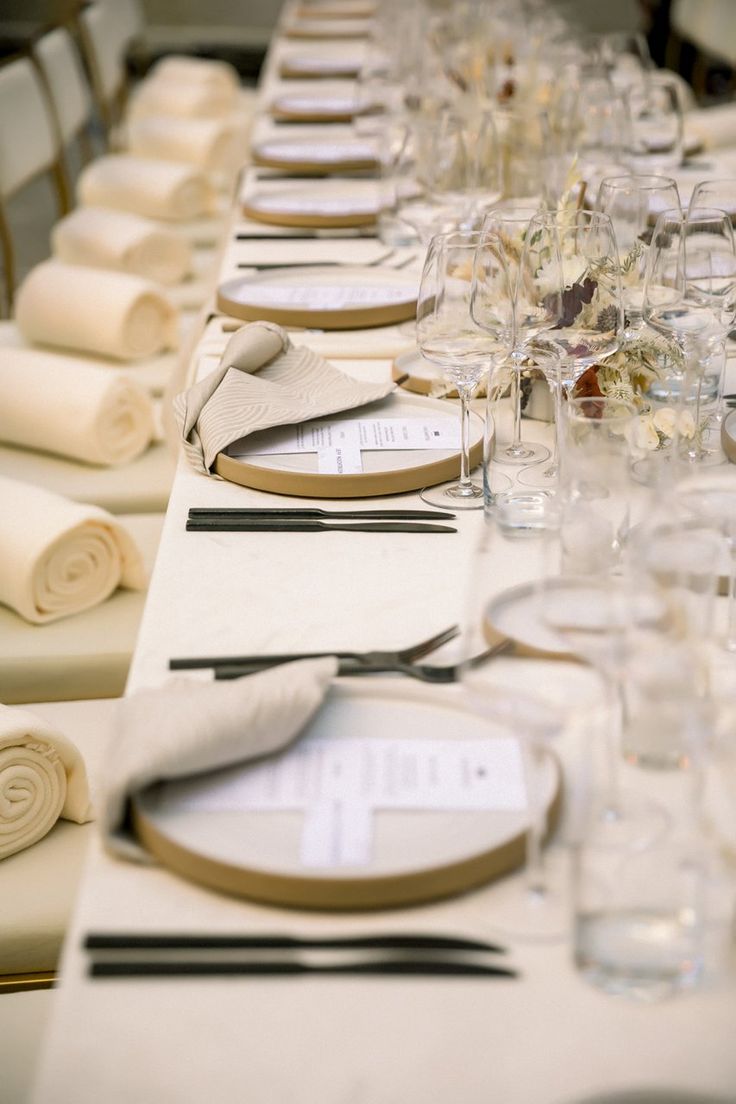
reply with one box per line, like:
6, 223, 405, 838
516, 208, 624, 490
643, 206, 736, 465
471, 201, 550, 468
595, 173, 681, 340
416, 229, 512, 509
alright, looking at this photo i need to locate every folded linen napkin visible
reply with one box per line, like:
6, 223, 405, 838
102, 657, 337, 860
685, 102, 736, 150
77, 155, 215, 222
128, 76, 237, 120
126, 116, 244, 177
15, 261, 178, 361
0, 348, 154, 466
149, 55, 240, 93
52, 207, 192, 286
0, 703, 92, 860
173, 321, 395, 474
0, 475, 145, 624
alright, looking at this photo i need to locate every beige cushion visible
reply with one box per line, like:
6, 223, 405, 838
0, 514, 163, 704
0, 439, 175, 515
0, 697, 119, 975
0, 58, 57, 199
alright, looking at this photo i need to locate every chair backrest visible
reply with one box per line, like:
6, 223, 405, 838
77, 0, 130, 129
0, 56, 67, 316
0, 56, 60, 202
33, 26, 94, 148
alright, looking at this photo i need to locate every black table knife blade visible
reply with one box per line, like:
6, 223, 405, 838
186, 520, 456, 533
187, 508, 456, 521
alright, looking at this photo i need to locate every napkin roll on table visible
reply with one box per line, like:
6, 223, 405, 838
77, 155, 216, 221
102, 657, 337, 860
0, 475, 146, 624
0, 703, 92, 860
148, 55, 240, 94
128, 77, 238, 121
15, 261, 178, 361
126, 116, 245, 179
0, 349, 155, 466
52, 207, 192, 286
174, 321, 395, 474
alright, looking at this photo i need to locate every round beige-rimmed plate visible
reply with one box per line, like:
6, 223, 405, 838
242, 188, 378, 228
283, 19, 373, 39
132, 682, 561, 911
216, 265, 417, 330
482, 581, 582, 662
214, 391, 483, 498
392, 348, 456, 397
252, 137, 378, 174
270, 92, 367, 124
722, 408, 736, 463
296, 1, 376, 19
279, 55, 365, 79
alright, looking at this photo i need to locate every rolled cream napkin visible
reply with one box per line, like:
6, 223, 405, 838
174, 321, 395, 474
15, 261, 178, 361
102, 657, 337, 860
0, 703, 92, 860
0, 348, 154, 466
126, 116, 243, 177
52, 207, 192, 286
149, 55, 240, 93
128, 76, 237, 120
0, 474, 146, 624
685, 102, 736, 150
77, 155, 215, 221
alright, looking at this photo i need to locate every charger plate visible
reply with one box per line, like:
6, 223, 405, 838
296, 1, 376, 18
279, 54, 365, 79
392, 348, 455, 396
283, 19, 373, 39
251, 137, 378, 174
482, 581, 581, 662
214, 391, 483, 498
270, 92, 366, 124
722, 408, 736, 463
132, 683, 561, 911
242, 187, 378, 228
216, 265, 417, 330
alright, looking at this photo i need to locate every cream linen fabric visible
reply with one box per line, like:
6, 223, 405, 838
0, 475, 146, 624
173, 321, 395, 474
15, 261, 178, 361
52, 207, 192, 286
0, 349, 154, 466
0, 703, 92, 860
126, 116, 244, 178
77, 156, 215, 221
149, 55, 240, 93
103, 657, 337, 859
685, 102, 736, 149
128, 77, 237, 120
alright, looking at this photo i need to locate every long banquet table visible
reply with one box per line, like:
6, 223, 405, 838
32, 7, 736, 1101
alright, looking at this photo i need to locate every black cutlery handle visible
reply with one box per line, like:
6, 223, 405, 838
89, 960, 518, 979
84, 933, 506, 954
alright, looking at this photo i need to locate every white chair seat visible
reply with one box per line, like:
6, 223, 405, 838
0, 513, 163, 704
0, 696, 118, 978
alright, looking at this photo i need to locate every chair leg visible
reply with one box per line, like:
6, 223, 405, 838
0, 201, 15, 318
51, 159, 73, 217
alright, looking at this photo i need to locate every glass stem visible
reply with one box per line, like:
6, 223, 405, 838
455, 383, 475, 492
727, 539, 736, 652
510, 364, 523, 450
601, 670, 624, 819
547, 378, 564, 478
523, 741, 547, 898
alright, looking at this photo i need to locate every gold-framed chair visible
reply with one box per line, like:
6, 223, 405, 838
0, 55, 70, 316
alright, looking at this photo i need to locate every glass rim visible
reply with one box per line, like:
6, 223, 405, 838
598, 173, 679, 192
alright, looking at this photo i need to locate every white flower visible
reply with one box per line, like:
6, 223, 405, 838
653, 408, 677, 438
678, 410, 696, 439
634, 414, 660, 451
535, 256, 587, 296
